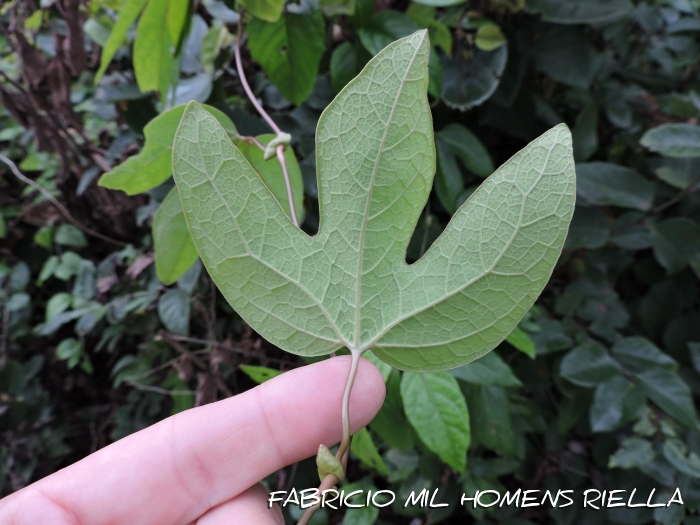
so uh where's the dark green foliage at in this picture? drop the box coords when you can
[2,0,700,523]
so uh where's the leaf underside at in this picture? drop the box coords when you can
[172,30,576,372]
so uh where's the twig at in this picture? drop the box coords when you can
[126,381,196,396]
[652,176,700,214]
[0,154,126,247]
[0,308,9,370]
[234,16,299,228]
[240,135,266,151]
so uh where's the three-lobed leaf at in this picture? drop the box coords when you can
[172,31,576,372]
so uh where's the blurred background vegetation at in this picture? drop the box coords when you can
[1,0,700,523]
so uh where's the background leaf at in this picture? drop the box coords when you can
[576,162,654,211]
[248,12,326,105]
[98,104,236,195]
[441,45,508,110]
[94,0,147,83]
[133,0,173,94]
[401,371,470,471]
[238,0,285,22]
[158,288,190,336]
[153,187,199,285]
[560,342,620,387]
[635,368,699,428]
[641,124,700,158]
[527,0,634,24]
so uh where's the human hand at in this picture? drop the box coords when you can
[0,356,385,525]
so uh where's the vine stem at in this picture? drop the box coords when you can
[297,348,364,525]
[0,154,126,247]
[234,16,299,228]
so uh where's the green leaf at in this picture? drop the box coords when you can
[527,0,633,24]
[320,0,356,16]
[531,26,601,89]
[351,427,389,474]
[46,292,72,322]
[357,10,420,56]
[412,0,465,5]
[232,135,305,223]
[24,9,43,30]
[576,162,654,211]
[201,25,229,74]
[475,24,507,52]
[506,326,536,359]
[370,370,414,449]
[609,437,655,469]
[641,123,700,158]
[56,338,82,369]
[468,385,515,457]
[564,206,609,249]
[441,45,507,110]
[450,351,522,388]
[635,368,699,428]
[248,12,325,105]
[653,157,700,189]
[590,375,642,432]
[650,218,700,274]
[34,225,53,248]
[239,365,282,383]
[133,0,173,93]
[54,224,88,247]
[401,371,470,471]
[167,0,190,48]
[611,337,677,372]
[435,123,494,213]
[172,32,575,371]
[330,42,370,94]
[161,373,194,414]
[363,350,392,382]
[405,4,452,56]
[238,0,285,22]
[662,439,700,478]
[158,288,190,336]
[690,342,700,374]
[6,293,30,312]
[99,104,236,195]
[95,0,148,83]
[153,187,199,285]
[560,342,620,388]
[572,105,598,162]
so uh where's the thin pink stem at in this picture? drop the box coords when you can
[234,21,281,135]
[277,145,299,226]
[235,17,299,228]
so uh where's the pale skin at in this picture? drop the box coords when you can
[0,357,386,525]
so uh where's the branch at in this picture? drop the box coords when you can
[0,154,126,247]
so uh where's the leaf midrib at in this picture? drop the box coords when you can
[354,43,422,349]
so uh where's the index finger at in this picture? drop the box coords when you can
[0,356,385,525]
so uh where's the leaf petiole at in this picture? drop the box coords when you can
[297,347,364,525]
